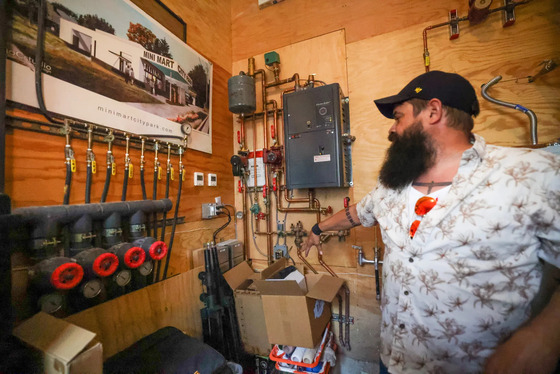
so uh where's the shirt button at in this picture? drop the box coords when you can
[409,257,414,263]
[399,323,405,329]
[404,291,409,296]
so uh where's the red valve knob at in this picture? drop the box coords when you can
[51,262,84,290]
[257,212,266,220]
[237,131,241,144]
[149,241,168,260]
[272,177,277,192]
[344,196,350,208]
[93,252,119,277]
[271,125,275,140]
[238,180,243,193]
[124,246,146,268]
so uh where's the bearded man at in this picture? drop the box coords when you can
[301,71,560,374]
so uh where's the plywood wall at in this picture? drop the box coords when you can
[231,0,560,364]
[6,0,235,354]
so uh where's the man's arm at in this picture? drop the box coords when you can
[301,204,361,256]
[485,263,560,374]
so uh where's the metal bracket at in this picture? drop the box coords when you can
[449,9,460,40]
[332,313,354,325]
[502,0,516,27]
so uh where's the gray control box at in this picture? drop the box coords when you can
[283,83,352,189]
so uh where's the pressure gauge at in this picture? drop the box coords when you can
[81,278,103,299]
[138,260,154,276]
[39,292,64,314]
[236,211,244,219]
[182,123,192,136]
[114,269,132,287]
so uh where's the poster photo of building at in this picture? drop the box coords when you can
[6,0,213,153]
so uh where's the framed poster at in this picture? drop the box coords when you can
[6,0,213,153]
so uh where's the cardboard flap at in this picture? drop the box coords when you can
[254,279,306,296]
[257,258,288,280]
[306,276,345,302]
[224,261,255,290]
[13,312,96,364]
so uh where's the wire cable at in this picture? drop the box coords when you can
[212,208,232,244]
[63,162,72,205]
[121,166,128,201]
[85,164,92,204]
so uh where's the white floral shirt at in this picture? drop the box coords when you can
[356,135,560,374]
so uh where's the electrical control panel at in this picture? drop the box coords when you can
[283,83,352,189]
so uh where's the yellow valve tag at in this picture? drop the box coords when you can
[424,56,430,67]
[92,160,97,174]
[70,159,76,173]
[171,167,175,181]
[158,166,162,180]
[181,170,185,181]
[128,164,134,178]
[111,162,116,176]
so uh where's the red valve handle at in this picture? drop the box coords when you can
[93,252,119,277]
[238,180,243,193]
[149,241,168,260]
[344,196,350,208]
[237,131,241,144]
[51,262,84,290]
[271,125,275,140]
[272,177,277,192]
[263,185,267,198]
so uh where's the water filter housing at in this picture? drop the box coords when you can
[283,83,352,189]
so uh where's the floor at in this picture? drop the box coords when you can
[331,355,378,374]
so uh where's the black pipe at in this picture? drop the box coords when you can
[85,164,92,204]
[13,199,173,250]
[100,164,111,203]
[63,162,72,205]
[69,214,93,255]
[152,168,158,239]
[160,169,171,242]
[162,171,183,280]
[121,166,129,201]
[34,0,61,124]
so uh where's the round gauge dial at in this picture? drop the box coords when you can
[39,292,64,314]
[114,269,132,287]
[82,278,103,299]
[182,123,192,136]
[138,260,154,276]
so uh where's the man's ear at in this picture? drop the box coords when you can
[426,98,443,124]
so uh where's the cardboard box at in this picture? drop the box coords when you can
[12,312,103,374]
[223,258,288,355]
[255,273,344,348]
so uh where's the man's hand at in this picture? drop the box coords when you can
[301,230,322,257]
[484,323,560,374]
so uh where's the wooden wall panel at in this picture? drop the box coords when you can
[165,0,232,71]
[231,0,466,62]
[65,267,205,359]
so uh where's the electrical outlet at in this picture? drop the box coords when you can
[194,172,204,186]
[208,173,217,186]
[273,244,288,260]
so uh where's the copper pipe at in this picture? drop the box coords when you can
[297,246,318,274]
[252,116,258,190]
[264,73,300,89]
[239,114,246,151]
[266,100,278,144]
[318,251,337,277]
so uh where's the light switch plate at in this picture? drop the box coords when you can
[208,173,217,186]
[194,172,204,186]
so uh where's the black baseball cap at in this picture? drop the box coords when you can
[374,70,480,119]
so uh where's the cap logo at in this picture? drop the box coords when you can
[415,87,422,93]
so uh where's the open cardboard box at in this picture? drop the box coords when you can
[12,312,102,374]
[223,258,288,355]
[254,272,344,348]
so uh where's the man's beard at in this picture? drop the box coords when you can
[378,121,437,191]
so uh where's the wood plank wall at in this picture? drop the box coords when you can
[6,0,235,357]
[231,0,560,363]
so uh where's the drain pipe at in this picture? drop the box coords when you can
[481,75,538,145]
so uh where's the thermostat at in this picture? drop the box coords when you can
[208,173,217,186]
[194,172,204,186]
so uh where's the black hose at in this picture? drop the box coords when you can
[85,164,92,204]
[121,166,128,201]
[35,0,62,124]
[163,171,183,280]
[212,208,232,244]
[152,169,158,239]
[159,170,171,242]
[140,168,150,236]
[63,162,72,205]
[100,164,111,202]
